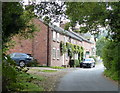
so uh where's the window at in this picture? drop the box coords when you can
[53,31,56,41]
[57,33,60,42]
[57,48,60,59]
[67,37,69,42]
[52,48,56,59]
[66,52,69,60]
[74,53,78,60]
[86,51,90,55]
[14,54,27,58]
[71,39,73,43]
[64,36,66,43]
[75,54,78,59]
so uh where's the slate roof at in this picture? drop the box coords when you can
[39,19,93,44]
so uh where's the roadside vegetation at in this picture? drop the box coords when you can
[51,66,65,69]
[96,37,119,82]
[2,2,43,92]
[2,56,46,92]
[102,40,119,81]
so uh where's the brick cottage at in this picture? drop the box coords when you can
[8,18,96,67]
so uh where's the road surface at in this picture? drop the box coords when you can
[56,63,118,91]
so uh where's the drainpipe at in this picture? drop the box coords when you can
[32,33,34,57]
[47,25,49,66]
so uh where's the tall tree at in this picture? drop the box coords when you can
[2,2,36,52]
[2,2,24,43]
[96,37,107,57]
[65,2,120,42]
[33,2,119,41]
[35,2,65,23]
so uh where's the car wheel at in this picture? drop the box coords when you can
[90,64,93,68]
[80,64,82,68]
[19,61,25,67]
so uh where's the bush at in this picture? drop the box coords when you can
[2,55,44,92]
[74,60,80,67]
[2,55,25,92]
[69,60,74,67]
[69,60,80,67]
[102,40,120,81]
[104,70,119,81]
[27,59,39,67]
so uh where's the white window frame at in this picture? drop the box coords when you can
[66,36,69,43]
[57,48,60,60]
[64,36,66,43]
[76,53,78,60]
[73,53,78,60]
[66,52,69,60]
[57,33,60,42]
[53,31,56,41]
[52,48,56,59]
[71,39,73,43]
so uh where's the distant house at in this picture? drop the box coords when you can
[8,18,95,67]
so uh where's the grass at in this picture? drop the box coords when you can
[30,74,45,81]
[19,72,45,81]
[38,65,50,67]
[21,82,44,91]
[30,69,57,72]
[51,66,65,69]
[17,72,45,91]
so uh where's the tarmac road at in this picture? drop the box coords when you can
[56,63,118,91]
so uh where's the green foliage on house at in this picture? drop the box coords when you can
[60,41,84,67]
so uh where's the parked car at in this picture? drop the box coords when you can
[81,58,95,68]
[9,53,34,67]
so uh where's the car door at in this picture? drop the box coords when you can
[11,53,25,64]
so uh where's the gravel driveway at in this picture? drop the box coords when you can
[27,67,78,91]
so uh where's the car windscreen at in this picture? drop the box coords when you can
[85,59,92,61]
[14,53,28,58]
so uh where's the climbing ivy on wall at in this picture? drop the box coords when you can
[60,41,84,61]
[60,41,67,55]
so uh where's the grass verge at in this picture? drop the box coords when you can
[104,69,119,82]
[17,72,45,91]
[29,69,57,72]
[51,66,65,69]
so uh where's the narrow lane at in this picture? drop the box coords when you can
[56,63,118,91]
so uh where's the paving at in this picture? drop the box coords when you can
[56,63,118,91]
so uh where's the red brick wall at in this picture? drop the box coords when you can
[50,31,83,67]
[51,32,65,66]
[8,36,33,54]
[32,19,48,65]
[9,18,48,65]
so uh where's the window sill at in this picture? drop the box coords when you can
[53,39,56,42]
[57,40,60,43]
[53,58,56,60]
